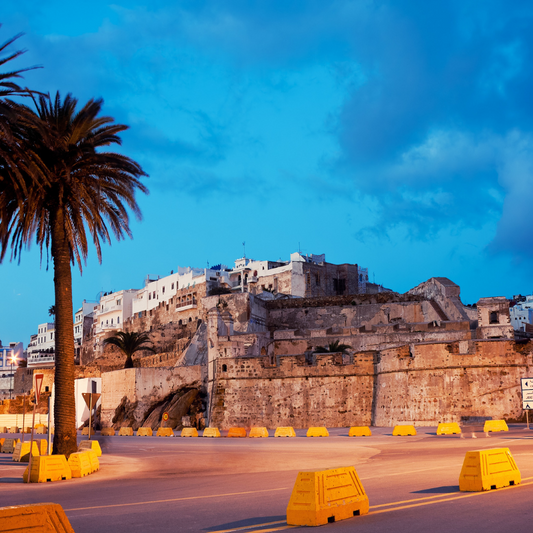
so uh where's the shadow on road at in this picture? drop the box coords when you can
[412,485,459,494]
[204,515,286,532]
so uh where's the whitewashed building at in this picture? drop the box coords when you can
[510,296,533,332]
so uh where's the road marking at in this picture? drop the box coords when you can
[64,487,290,512]
[371,480,533,514]
[209,521,296,533]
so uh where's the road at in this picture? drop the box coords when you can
[2,426,533,532]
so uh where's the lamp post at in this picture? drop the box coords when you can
[9,353,17,400]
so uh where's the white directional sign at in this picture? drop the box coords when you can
[521,378,533,410]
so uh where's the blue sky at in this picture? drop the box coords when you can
[2,1,533,347]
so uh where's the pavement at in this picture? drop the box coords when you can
[2,426,533,532]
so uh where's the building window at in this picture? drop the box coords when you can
[117,317,120,324]
[149,294,151,300]
[222,364,227,372]
[117,299,121,306]
[162,286,165,293]
[171,283,174,290]
[490,311,499,324]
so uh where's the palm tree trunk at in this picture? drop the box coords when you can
[51,207,77,456]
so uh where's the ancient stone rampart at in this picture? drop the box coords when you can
[209,339,533,429]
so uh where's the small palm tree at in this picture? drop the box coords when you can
[48,305,56,318]
[104,331,155,368]
[314,339,351,354]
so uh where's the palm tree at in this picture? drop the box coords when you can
[0,28,39,195]
[48,304,56,318]
[0,92,148,456]
[314,339,351,354]
[103,331,155,368]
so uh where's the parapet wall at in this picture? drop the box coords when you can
[210,339,533,429]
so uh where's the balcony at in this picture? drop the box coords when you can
[176,298,197,312]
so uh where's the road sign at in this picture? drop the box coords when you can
[162,412,169,421]
[34,374,44,404]
[521,378,533,410]
[521,378,533,390]
[82,393,101,410]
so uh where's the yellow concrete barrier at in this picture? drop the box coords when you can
[437,422,461,435]
[24,427,32,434]
[78,440,102,457]
[0,503,75,533]
[118,427,134,436]
[249,427,269,438]
[8,426,19,434]
[86,450,100,473]
[137,427,153,436]
[0,426,7,433]
[68,451,92,478]
[287,466,369,526]
[459,447,520,491]
[0,437,4,450]
[38,439,48,456]
[13,441,40,462]
[101,427,115,436]
[227,427,247,438]
[393,425,417,436]
[181,428,199,437]
[156,427,174,437]
[203,427,221,438]
[484,420,509,432]
[35,426,47,435]
[307,427,329,437]
[275,427,296,437]
[349,426,372,437]
[23,455,72,483]
[1,438,20,453]
[81,427,95,436]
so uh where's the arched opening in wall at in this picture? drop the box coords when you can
[189,317,192,322]
[490,311,499,324]
[222,364,227,372]
[178,319,182,325]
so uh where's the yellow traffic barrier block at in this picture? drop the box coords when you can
[0,503,75,533]
[2,438,20,454]
[38,439,48,455]
[227,427,247,438]
[287,466,369,526]
[249,427,269,438]
[181,428,199,437]
[0,426,8,433]
[203,427,221,438]
[81,427,95,436]
[137,427,153,436]
[8,426,19,434]
[275,427,296,437]
[86,450,100,473]
[78,440,102,457]
[156,427,174,437]
[13,441,40,462]
[437,422,461,435]
[484,420,509,432]
[307,427,329,437]
[118,427,134,436]
[0,437,4,450]
[23,455,72,483]
[349,426,372,437]
[393,425,417,436]
[459,447,520,491]
[68,451,92,478]
[35,426,47,435]
[101,427,115,436]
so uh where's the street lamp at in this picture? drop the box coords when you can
[9,353,17,400]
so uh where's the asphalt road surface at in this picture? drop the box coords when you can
[2,426,533,532]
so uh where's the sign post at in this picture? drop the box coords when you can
[27,373,43,483]
[82,392,101,441]
[21,393,26,443]
[520,378,533,429]
[162,412,169,428]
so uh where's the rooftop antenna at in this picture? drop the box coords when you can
[207,260,209,268]
[242,241,246,259]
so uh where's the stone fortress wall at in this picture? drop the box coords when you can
[206,278,532,428]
